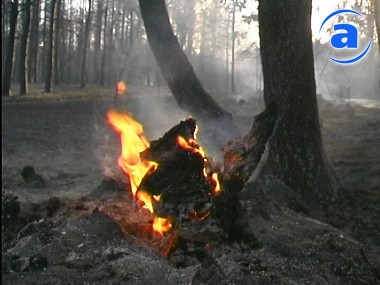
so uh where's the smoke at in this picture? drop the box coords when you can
[314,44,380,102]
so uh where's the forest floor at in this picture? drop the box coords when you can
[2,86,380,284]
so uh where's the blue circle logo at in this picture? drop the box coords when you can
[320,9,372,64]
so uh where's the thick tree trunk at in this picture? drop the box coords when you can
[19,0,31,95]
[138,0,240,147]
[2,0,18,96]
[258,0,338,202]
[44,0,57,92]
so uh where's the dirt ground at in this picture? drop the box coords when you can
[2,86,380,284]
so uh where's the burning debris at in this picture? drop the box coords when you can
[107,110,257,258]
[106,110,232,252]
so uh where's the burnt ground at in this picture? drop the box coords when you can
[2,87,380,284]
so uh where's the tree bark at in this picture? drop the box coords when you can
[41,0,49,82]
[80,0,92,88]
[44,0,57,92]
[53,0,61,85]
[19,0,31,95]
[138,0,240,147]
[2,0,18,96]
[27,0,40,83]
[93,0,103,83]
[258,0,338,202]
[100,1,108,86]
[231,0,236,94]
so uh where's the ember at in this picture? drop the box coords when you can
[107,109,222,238]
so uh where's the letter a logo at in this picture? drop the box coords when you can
[331,24,358,48]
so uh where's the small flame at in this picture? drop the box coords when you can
[211,173,221,194]
[177,135,221,195]
[153,217,172,235]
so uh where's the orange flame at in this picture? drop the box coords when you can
[211,173,221,194]
[107,110,171,235]
[177,135,221,195]
[107,111,221,236]
[153,217,172,235]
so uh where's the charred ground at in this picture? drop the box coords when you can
[2,87,380,284]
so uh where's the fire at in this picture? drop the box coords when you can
[177,135,221,195]
[107,110,222,236]
[107,110,170,235]
[211,173,221,194]
[153,217,172,235]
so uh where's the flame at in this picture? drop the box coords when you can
[107,110,171,235]
[107,111,221,237]
[211,173,221,194]
[153,217,172,235]
[116,81,127,95]
[177,135,221,195]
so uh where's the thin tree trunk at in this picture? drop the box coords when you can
[258,0,338,201]
[28,0,40,83]
[100,1,108,86]
[44,0,57,92]
[2,0,6,65]
[107,0,115,85]
[225,8,229,95]
[128,11,133,45]
[58,0,66,83]
[19,0,31,95]
[231,0,236,94]
[53,0,61,85]
[41,0,49,82]
[93,0,103,83]
[2,0,18,96]
[80,0,92,88]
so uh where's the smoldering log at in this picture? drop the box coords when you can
[223,103,277,192]
[140,117,197,164]
[137,117,219,238]
[139,148,205,196]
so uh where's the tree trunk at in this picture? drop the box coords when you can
[258,0,338,202]
[41,0,49,82]
[100,1,108,86]
[2,0,18,96]
[27,0,40,84]
[2,0,6,65]
[138,0,240,147]
[19,0,31,95]
[80,0,92,88]
[44,0,57,92]
[53,0,61,85]
[231,0,236,94]
[93,0,103,83]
